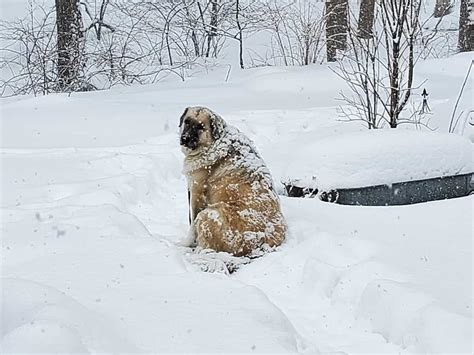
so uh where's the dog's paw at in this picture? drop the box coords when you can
[185,251,230,274]
[249,243,276,258]
[185,248,251,274]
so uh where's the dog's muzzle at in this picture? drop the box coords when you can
[180,131,199,150]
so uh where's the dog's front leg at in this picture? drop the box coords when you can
[190,179,208,223]
[187,189,191,225]
[181,180,207,247]
[180,189,195,246]
[180,188,197,247]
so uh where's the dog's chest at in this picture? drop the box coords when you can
[187,167,211,203]
[186,156,237,211]
[187,162,227,203]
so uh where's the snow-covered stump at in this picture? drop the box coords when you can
[283,131,474,206]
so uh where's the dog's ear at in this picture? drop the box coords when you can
[209,111,226,140]
[179,108,189,127]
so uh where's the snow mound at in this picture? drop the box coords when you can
[358,279,472,353]
[1,278,137,353]
[283,130,474,190]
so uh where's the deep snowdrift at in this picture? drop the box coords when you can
[1,56,473,353]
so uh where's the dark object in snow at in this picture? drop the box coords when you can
[285,173,474,206]
[421,88,430,113]
[284,185,316,199]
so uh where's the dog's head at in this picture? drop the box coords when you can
[179,106,226,154]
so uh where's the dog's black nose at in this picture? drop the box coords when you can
[180,123,200,150]
[180,134,198,150]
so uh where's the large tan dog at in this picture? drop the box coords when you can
[180,106,286,257]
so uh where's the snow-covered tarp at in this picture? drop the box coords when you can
[283,130,474,191]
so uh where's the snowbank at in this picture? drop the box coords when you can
[282,130,474,190]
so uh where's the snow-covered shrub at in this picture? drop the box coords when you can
[0,0,251,96]
[335,0,425,129]
[251,0,327,66]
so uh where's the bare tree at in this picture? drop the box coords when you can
[458,0,474,52]
[335,0,424,129]
[434,0,453,18]
[55,0,84,90]
[0,3,57,96]
[81,0,114,41]
[255,1,326,66]
[177,0,249,65]
[205,0,219,57]
[293,1,327,65]
[1,0,196,95]
[235,0,244,68]
[382,0,421,128]
[7,0,429,97]
[182,0,201,57]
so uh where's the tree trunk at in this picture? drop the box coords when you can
[434,0,453,18]
[357,0,375,38]
[326,0,348,62]
[165,22,173,66]
[96,0,109,41]
[325,0,337,62]
[335,0,348,50]
[55,0,83,91]
[183,0,200,56]
[191,30,200,57]
[206,0,219,58]
[236,0,244,69]
[389,40,400,128]
[459,0,474,52]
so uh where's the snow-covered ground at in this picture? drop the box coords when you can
[1,51,473,353]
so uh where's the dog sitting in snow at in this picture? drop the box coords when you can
[180,106,286,257]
